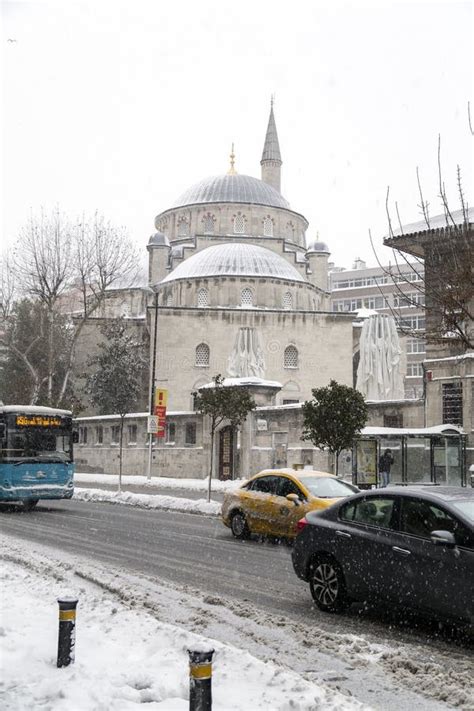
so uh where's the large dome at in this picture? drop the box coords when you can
[171,174,290,210]
[160,243,306,284]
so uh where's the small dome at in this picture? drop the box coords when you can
[171,174,290,210]
[160,243,306,284]
[148,231,170,247]
[306,240,330,254]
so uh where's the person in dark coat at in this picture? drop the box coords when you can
[379,449,394,487]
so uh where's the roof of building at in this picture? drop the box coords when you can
[390,207,472,237]
[148,231,170,247]
[170,173,290,210]
[306,240,330,254]
[160,242,306,284]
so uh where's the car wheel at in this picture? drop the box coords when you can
[309,555,348,613]
[22,499,39,511]
[230,511,250,539]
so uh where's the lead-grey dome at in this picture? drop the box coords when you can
[306,240,330,254]
[171,174,290,210]
[160,243,306,284]
[148,231,170,247]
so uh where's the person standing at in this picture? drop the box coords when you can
[379,448,394,487]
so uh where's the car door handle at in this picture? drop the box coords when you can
[336,530,351,539]
[392,546,411,557]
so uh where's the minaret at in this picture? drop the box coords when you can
[260,97,282,193]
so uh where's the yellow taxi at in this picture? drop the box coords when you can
[222,468,358,540]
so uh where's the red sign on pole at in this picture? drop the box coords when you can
[154,389,168,438]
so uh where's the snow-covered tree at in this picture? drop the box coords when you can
[85,319,146,491]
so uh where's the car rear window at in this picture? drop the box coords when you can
[341,497,395,529]
[302,477,358,498]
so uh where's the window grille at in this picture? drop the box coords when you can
[282,292,292,310]
[195,342,210,367]
[442,383,463,426]
[197,288,209,307]
[166,422,176,443]
[178,219,189,237]
[80,427,88,444]
[202,214,215,234]
[241,288,253,306]
[111,425,120,444]
[166,294,173,307]
[233,214,245,234]
[185,422,197,445]
[128,424,137,444]
[284,345,298,368]
[95,426,103,444]
[383,413,403,428]
[263,217,273,237]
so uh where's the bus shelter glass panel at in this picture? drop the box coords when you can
[406,437,431,484]
[433,437,462,486]
[379,438,403,485]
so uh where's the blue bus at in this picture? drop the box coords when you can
[0,406,75,510]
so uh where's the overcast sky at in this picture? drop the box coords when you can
[2,0,472,269]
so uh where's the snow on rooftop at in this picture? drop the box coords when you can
[0,405,72,416]
[390,207,472,237]
[362,424,464,436]
[200,377,282,389]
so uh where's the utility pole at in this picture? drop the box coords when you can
[147,290,159,481]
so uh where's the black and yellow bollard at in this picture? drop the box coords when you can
[188,648,214,711]
[57,597,78,668]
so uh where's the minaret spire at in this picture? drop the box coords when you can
[260,97,282,192]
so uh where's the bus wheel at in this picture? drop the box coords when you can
[22,499,39,511]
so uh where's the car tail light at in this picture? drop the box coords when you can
[296,517,308,533]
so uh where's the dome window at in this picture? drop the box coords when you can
[166,294,173,307]
[195,343,210,367]
[263,217,274,237]
[178,217,189,237]
[233,214,246,234]
[282,292,292,310]
[284,345,298,369]
[202,213,215,234]
[241,288,253,307]
[197,288,209,307]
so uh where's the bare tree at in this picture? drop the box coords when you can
[370,139,473,351]
[1,208,140,406]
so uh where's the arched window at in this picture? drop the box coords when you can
[202,213,215,234]
[263,217,273,237]
[195,343,210,367]
[178,217,189,237]
[282,292,292,310]
[233,213,246,234]
[241,288,253,306]
[284,345,298,369]
[197,288,209,307]
[166,294,173,307]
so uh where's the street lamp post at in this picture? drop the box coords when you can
[147,289,159,481]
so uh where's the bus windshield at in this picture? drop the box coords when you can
[0,414,73,464]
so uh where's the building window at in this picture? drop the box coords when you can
[197,288,209,307]
[128,424,137,444]
[394,292,425,308]
[383,413,403,428]
[80,427,88,444]
[282,292,292,310]
[111,425,120,444]
[185,422,197,445]
[263,217,273,237]
[283,399,299,405]
[233,214,246,234]
[195,342,210,367]
[397,315,425,331]
[407,338,426,354]
[406,363,423,377]
[442,382,463,426]
[166,422,176,444]
[177,217,189,237]
[202,213,215,234]
[284,345,298,369]
[241,288,253,306]
[166,293,173,307]
[95,426,103,445]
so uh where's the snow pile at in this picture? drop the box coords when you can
[74,488,221,516]
[0,558,365,711]
[75,472,244,492]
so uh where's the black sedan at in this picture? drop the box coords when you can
[292,486,474,626]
